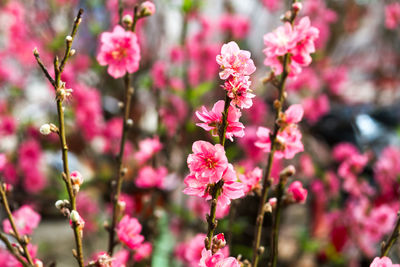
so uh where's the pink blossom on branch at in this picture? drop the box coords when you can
[287,181,308,203]
[196,100,245,141]
[135,166,168,189]
[199,248,240,267]
[97,25,141,79]
[223,75,255,109]
[187,141,229,183]
[385,3,400,30]
[216,41,256,80]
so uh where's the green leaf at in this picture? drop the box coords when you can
[187,81,214,107]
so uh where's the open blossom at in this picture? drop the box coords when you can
[370,257,400,267]
[374,146,400,193]
[199,248,240,267]
[187,141,229,183]
[223,75,255,109]
[216,41,256,80]
[332,142,359,162]
[3,205,41,236]
[135,166,168,189]
[287,181,308,203]
[263,17,319,77]
[196,100,245,141]
[117,215,144,250]
[134,136,163,164]
[255,125,303,159]
[97,25,141,78]
[278,104,304,127]
[184,164,244,207]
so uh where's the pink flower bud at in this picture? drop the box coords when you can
[292,2,302,12]
[138,1,156,17]
[287,181,308,204]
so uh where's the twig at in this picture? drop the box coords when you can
[0,185,34,266]
[107,5,138,255]
[204,95,231,250]
[381,211,400,257]
[0,232,30,267]
[33,9,85,267]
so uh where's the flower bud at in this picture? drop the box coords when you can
[137,1,156,18]
[55,200,64,210]
[40,124,51,135]
[292,2,302,12]
[70,171,83,193]
[69,49,76,57]
[287,181,308,204]
[66,35,73,42]
[122,14,133,27]
[34,259,43,267]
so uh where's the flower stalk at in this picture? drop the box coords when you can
[107,5,138,256]
[33,9,85,267]
[380,211,400,257]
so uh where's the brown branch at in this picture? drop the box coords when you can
[381,211,400,257]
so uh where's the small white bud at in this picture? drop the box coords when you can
[40,124,51,135]
[55,200,64,209]
[126,119,133,126]
[122,14,133,26]
[66,35,73,42]
[69,49,76,56]
[70,210,80,223]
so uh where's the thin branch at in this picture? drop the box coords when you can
[0,185,34,266]
[0,232,30,267]
[381,211,400,257]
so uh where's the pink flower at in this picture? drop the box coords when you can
[338,153,368,180]
[216,41,256,80]
[370,257,400,267]
[385,3,400,30]
[116,215,144,250]
[263,17,319,77]
[239,167,262,194]
[262,0,281,12]
[97,25,141,78]
[332,142,359,162]
[196,100,245,141]
[223,75,255,109]
[255,126,304,159]
[216,164,245,207]
[199,248,240,267]
[135,166,168,189]
[0,154,6,171]
[301,94,329,124]
[70,171,83,192]
[151,61,168,89]
[3,205,41,236]
[278,104,304,126]
[133,242,152,261]
[299,154,315,177]
[187,141,229,183]
[287,181,308,203]
[134,136,163,164]
[374,146,400,193]
[219,14,250,39]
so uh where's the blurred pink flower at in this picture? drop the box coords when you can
[0,154,6,171]
[196,100,245,141]
[133,242,152,261]
[287,181,308,203]
[287,67,321,92]
[0,116,16,136]
[97,25,141,78]
[332,142,359,162]
[219,14,250,39]
[299,154,315,177]
[135,166,168,189]
[262,0,281,12]
[134,136,163,165]
[151,61,168,89]
[301,94,330,124]
[385,3,400,29]
[3,205,40,236]
[374,146,400,194]
[160,95,187,136]
[117,215,144,250]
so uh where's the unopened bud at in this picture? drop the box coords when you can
[122,14,133,27]
[70,210,80,223]
[264,202,273,213]
[137,1,156,18]
[292,2,302,12]
[55,200,64,209]
[40,124,51,135]
[126,119,133,127]
[66,35,73,42]
[69,49,76,57]
[33,47,39,56]
[279,165,296,179]
[34,259,44,267]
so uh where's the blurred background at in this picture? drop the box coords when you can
[1,0,400,266]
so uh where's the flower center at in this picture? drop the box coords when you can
[111,47,127,60]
